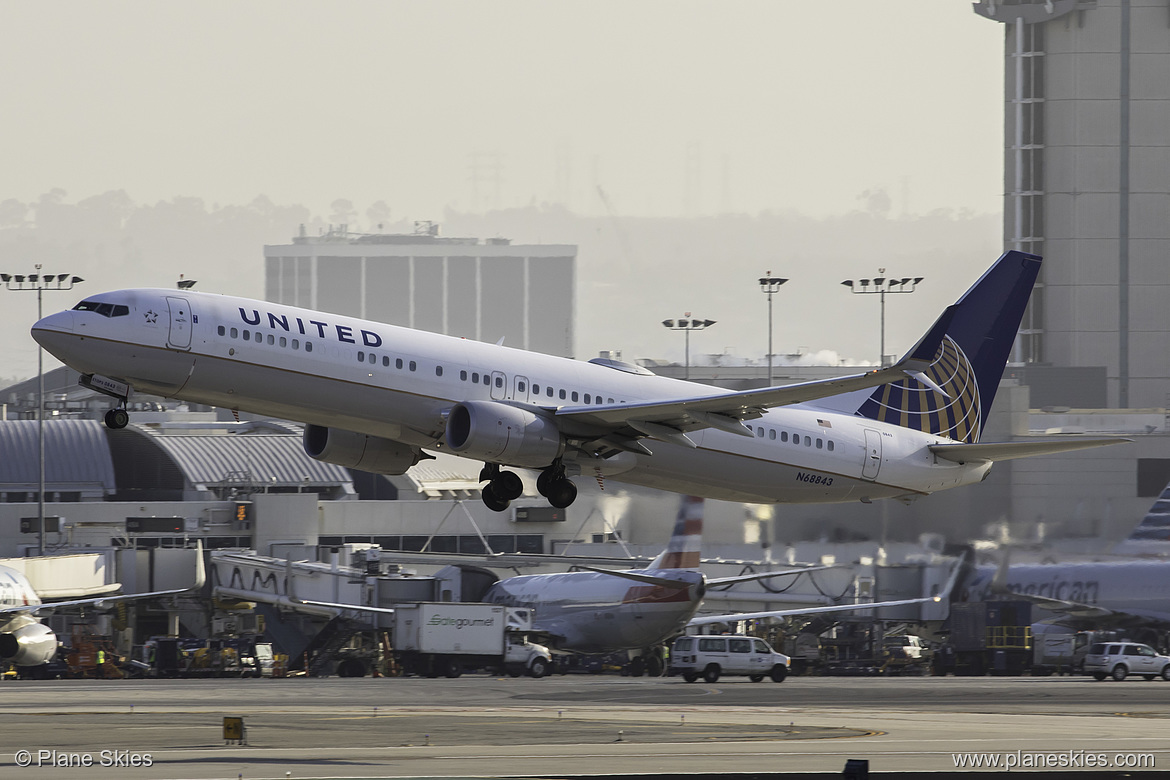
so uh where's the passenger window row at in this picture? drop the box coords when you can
[751,425,835,451]
[346,355,621,404]
[218,325,314,353]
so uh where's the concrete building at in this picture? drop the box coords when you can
[975,0,1170,409]
[263,223,577,359]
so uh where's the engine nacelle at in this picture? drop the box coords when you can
[0,618,58,667]
[303,425,423,475]
[445,400,564,468]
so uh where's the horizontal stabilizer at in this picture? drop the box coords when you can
[930,437,1129,464]
[572,565,694,590]
[706,564,836,587]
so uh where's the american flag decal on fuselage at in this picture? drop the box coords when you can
[856,336,981,443]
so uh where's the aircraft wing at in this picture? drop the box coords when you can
[294,598,396,615]
[689,595,942,626]
[930,437,1130,464]
[691,553,964,626]
[0,587,196,616]
[999,591,1116,622]
[0,542,205,616]
[553,306,955,446]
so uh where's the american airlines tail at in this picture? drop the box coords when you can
[852,250,1041,444]
[647,495,703,571]
[1111,480,1170,555]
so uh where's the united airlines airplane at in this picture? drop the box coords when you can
[31,250,1123,512]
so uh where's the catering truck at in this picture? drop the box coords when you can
[392,602,552,678]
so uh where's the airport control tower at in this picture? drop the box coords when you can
[975,0,1170,409]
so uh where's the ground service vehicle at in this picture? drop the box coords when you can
[1083,642,1170,681]
[392,603,551,678]
[947,600,1032,676]
[671,634,790,683]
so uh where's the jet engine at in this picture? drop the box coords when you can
[0,617,58,667]
[303,425,424,475]
[445,400,564,467]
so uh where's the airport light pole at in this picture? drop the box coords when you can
[840,270,923,367]
[662,314,716,380]
[758,273,788,386]
[1,267,84,556]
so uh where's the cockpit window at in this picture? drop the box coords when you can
[73,301,129,317]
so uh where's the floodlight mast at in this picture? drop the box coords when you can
[2,266,84,556]
[758,273,788,386]
[662,314,716,380]
[840,270,924,366]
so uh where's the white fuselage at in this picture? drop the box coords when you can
[32,288,992,504]
[483,569,705,653]
[0,567,41,614]
[961,562,1170,625]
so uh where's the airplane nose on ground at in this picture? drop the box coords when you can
[31,311,75,342]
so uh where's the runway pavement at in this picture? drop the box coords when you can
[1,674,1167,778]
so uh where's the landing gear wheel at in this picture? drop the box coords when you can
[547,478,577,509]
[481,483,511,512]
[492,471,524,501]
[629,656,645,677]
[104,408,129,430]
[536,469,554,497]
[646,653,664,677]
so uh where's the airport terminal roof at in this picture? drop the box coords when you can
[137,428,352,492]
[0,419,116,494]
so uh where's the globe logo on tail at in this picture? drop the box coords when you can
[857,336,981,443]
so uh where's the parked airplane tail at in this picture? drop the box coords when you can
[854,250,1041,443]
[1113,480,1170,551]
[648,495,703,571]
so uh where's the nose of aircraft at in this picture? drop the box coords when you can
[31,311,75,343]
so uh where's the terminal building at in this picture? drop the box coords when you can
[263,222,577,359]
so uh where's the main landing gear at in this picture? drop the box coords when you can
[478,460,578,513]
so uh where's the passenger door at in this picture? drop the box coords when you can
[862,429,882,480]
[166,296,192,350]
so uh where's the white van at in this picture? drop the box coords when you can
[671,634,790,683]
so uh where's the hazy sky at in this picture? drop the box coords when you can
[2,1,1004,220]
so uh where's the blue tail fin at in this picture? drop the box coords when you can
[855,250,1041,442]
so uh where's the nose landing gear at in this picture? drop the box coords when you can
[103,407,129,430]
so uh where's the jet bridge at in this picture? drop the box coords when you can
[210,550,448,624]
